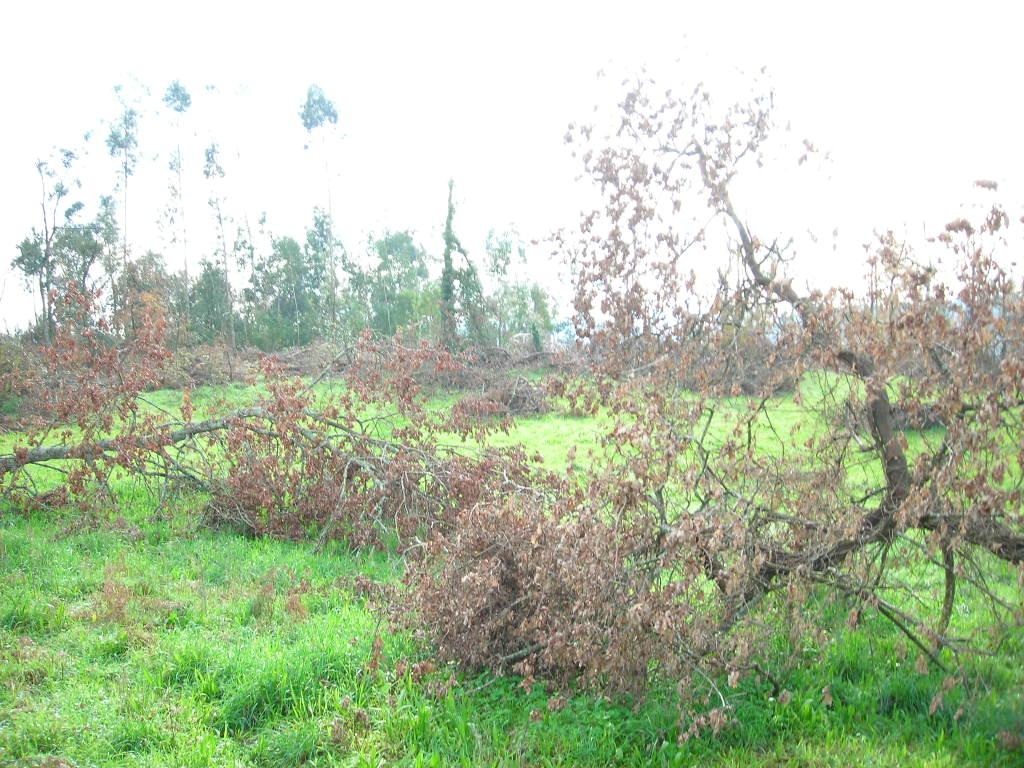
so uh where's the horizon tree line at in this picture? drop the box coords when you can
[11,81,558,356]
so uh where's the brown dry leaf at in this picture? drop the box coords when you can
[547,695,567,712]
[915,654,930,675]
[285,592,308,620]
[330,718,347,746]
[997,730,1022,751]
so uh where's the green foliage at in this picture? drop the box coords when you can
[11,113,556,354]
[440,180,493,349]
[105,106,139,177]
[13,237,46,292]
[189,260,236,344]
[368,230,430,337]
[163,80,192,113]
[493,282,554,349]
[304,208,341,330]
[203,142,225,181]
[238,211,348,349]
[244,235,322,349]
[484,227,523,280]
[299,84,338,134]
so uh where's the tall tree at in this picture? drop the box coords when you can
[300,86,340,326]
[439,181,459,349]
[304,208,340,331]
[299,84,339,213]
[14,151,82,343]
[439,180,488,349]
[106,86,139,271]
[203,142,237,376]
[163,80,193,336]
[368,230,429,337]
[93,195,124,325]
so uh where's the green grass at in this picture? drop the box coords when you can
[0,507,1020,767]
[0,378,1022,766]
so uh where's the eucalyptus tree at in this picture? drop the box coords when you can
[189,259,232,345]
[304,207,341,329]
[163,80,193,330]
[92,195,124,322]
[484,227,525,282]
[300,86,341,325]
[299,84,339,212]
[244,235,317,349]
[336,248,372,338]
[13,150,83,343]
[106,85,140,269]
[203,142,237,375]
[368,230,430,337]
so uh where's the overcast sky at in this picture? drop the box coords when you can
[2,1,1022,330]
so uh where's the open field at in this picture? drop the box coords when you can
[4,10,1023,765]
[1,381,1022,767]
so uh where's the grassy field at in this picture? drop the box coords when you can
[1,379,1022,767]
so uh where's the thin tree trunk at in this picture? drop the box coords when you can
[178,140,190,336]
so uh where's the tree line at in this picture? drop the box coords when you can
[12,82,556,355]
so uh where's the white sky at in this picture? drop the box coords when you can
[1,1,1022,330]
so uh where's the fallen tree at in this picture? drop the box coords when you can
[408,74,1024,731]
[0,310,541,548]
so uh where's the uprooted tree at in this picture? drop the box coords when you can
[1,75,1021,736]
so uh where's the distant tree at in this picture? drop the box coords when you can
[163,80,193,333]
[439,181,461,349]
[493,283,554,351]
[244,234,319,349]
[336,248,372,338]
[368,230,430,337]
[115,250,173,340]
[189,259,232,344]
[106,86,139,269]
[163,270,191,344]
[439,180,490,349]
[484,226,525,284]
[203,143,237,375]
[54,211,104,298]
[93,195,125,325]
[14,151,84,343]
[304,208,341,330]
[483,226,530,347]
[299,84,339,134]
[300,86,341,325]
[14,235,53,343]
